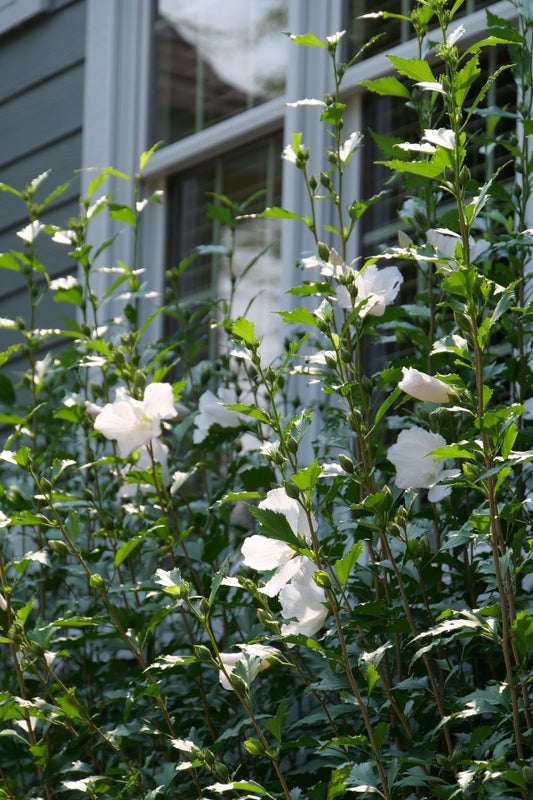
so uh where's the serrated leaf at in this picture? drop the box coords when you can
[388,55,436,83]
[52,617,99,627]
[108,203,136,226]
[249,507,300,548]
[277,307,318,327]
[231,316,256,346]
[288,32,326,48]
[256,206,303,221]
[225,402,271,423]
[361,76,410,98]
[291,459,321,493]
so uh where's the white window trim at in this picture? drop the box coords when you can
[0,0,48,34]
[82,0,153,319]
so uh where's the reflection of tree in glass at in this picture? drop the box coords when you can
[159,0,287,99]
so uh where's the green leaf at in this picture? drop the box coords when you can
[55,692,83,720]
[291,460,321,493]
[0,252,22,272]
[139,141,161,172]
[264,697,286,743]
[226,402,271,424]
[0,374,15,405]
[512,611,533,663]
[208,556,230,608]
[15,597,34,628]
[366,663,380,697]
[388,55,436,83]
[335,541,363,585]
[361,76,410,98]
[231,316,257,346]
[114,535,143,567]
[501,421,518,460]
[277,307,318,327]
[288,32,326,48]
[453,55,480,109]
[249,507,300,548]
[256,206,303,221]
[53,285,83,307]
[52,617,99,627]
[378,146,450,179]
[108,202,137,226]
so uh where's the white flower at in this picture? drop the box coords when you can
[427,228,489,263]
[119,439,170,497]
[339,131,363,164]
[398,367,452,403]
[282,143,298,164]
[193,387,245,444]
[447,24,466,46]
[17,220,42,243]
[387,426,456,502]
[395,141,436,154]
[279,557,328,638]
[241,487,313,597]
[49,275,79,291]
[423,128,455,150]
[318,247,346,278]
[52,229,76,245]
[285,98,326,108]
[326,30,345,46]
[94,382,176,457]
[452,333,468,351]
[218,644,278,691]
[352,264,403,317]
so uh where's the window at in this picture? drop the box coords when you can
[164,133,283,365]
[152,0,288,145]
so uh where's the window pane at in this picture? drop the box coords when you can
[152,0,288,144]
[165,134,283,364]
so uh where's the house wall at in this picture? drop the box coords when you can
[0,0,86,340]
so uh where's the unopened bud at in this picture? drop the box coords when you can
[48,539,69,556]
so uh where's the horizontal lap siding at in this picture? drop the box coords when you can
[0,0,86,367]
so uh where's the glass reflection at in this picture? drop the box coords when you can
[152,0,287,144]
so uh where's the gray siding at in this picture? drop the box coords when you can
[0,0,86,366]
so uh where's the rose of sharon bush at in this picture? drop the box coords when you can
[387,426,457,502]
[398,367,452,403]
[94,382,177,457]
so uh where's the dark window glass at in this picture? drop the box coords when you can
[164,133,283,361]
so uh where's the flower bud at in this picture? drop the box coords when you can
[338,453,355,474]
[48,539,70,556]
[244,738,266,757]
[89,573,105,590]
[313,570,332,589]
[317,241,330,262]
[283,480,300,500]
[193,644,213,663]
